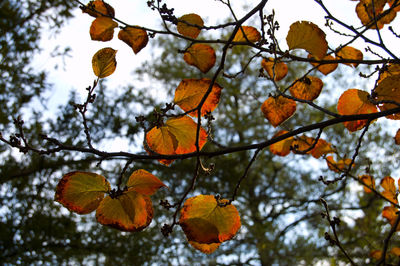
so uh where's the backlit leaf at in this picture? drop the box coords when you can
[261,58,288,81]
[180,195,241,246]
[233,26,261,43]
[188,241,221,254]
[289,76,323,101]
[391,247,400,257]
[126,169,166,196]
[388,0,400,12]
[326,156,352,173]
[118,26,148,54]
[174,78,222,117]
[356,0,397,29]
[55,171,110,214]
[336,46,363,67]
[82,0,115,18]
[337,89,378,132]
[177,13,204,39]
[308,54,338,75]
[90,17,118,41]
[146,116,207,165]
[291,135,314,155]
[381,176,398,204]
[270,130,293,156]
[286,21,328,59]
[183,44,216,73]
[378,64,400,83]
[96,191,153,232]
[310,139,335,159]
[382,205,400,230]
[374,74,400,119]
[261,96,297,127]
[92,47,117,78]
[370,250,383,260]
[359,175,375,193]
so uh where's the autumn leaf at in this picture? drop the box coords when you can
[291,135,314,155]
[183,44,216,73]
[126,169,167,195]
[145,116,207,165]
[395,128,400,145]
[174,78,222,117]
[118,26,149,54]
[308,54,338,75]
[188,241,221,254]
[177,13,204,39]
[96,191,153,232]
[370,250,383,260]
[92,47,117,78]
[356,0,397,29]
[336,46,363,67]
[82,0,115,18]
[270,130,293,156]
[179,195,241,250]
[326,156,352,173]
[233,26,261,43]
[289,76,323,101]
[359,175,375,193]
[381,176,398,204]
[337,89,378,132]
[55,171,110,214]
[391,247,400,257]
[378,64,400,83]
[382,205,400,230]
[388,0,400,12]
[90,17,118,41]
[261,58,288,81]
[286,21,328,59]
[310,139,335,159]
[261,96,296,127]
[374,74,400,119]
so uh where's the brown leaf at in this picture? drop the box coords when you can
[183,44,216,73]
[90,17,118,42]
[261,96,296,127]
[233,26,261,43]
[289,76,323,101]
[82,0,115,18]
[177,13,204,39]
[336,46,363,67]
[261,58,288,81]
[118,26,149,54]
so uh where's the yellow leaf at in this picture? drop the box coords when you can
[374,74,400,120]
[359,175,375,193]
[82,0,115,18]
[233,26,261,43]
[308,54,338,75]
[261,58,288,81]
[270,130,293,157]
[183,44,216,73]
[337,89,377,132]
[118,26,148,54]
[286,21,328,59]
[92,47,117,78]
[55,171,110,214]
[126,169,166,196]
[177,13,204,39]
[90,17,118,42]
[261,96,297,127]
[174,78,222,117]
[336,46,363,67]
[289,76,323,101]
[179,195,241,245]
[188,241,221,254]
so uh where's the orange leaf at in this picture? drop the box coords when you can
[270,130,293,156]
[311,139,335,159]
[183,44,216,73]
[326,156,352,173]
[356,0,397,29]
[90,17,118,42]
[291,135,314,155]
[118,26,148,54]
[359,175,375,193]
[261,58,288,81]
[233,26,261,43]
[188,241,221,254]
[308,54,338,75]
[391,247,400,257]
[179,195,241,245]
[370,250,383,260]
[174,78,222,117]
[286,21,328,59]
[92,47,117,78]
[336,46,363,67]
[395,128,400,145]
[82,0,115,18]
[374,74,400,119]
[381,176,398,204]
[126,169,166,196]
[55,171,110,214]
[337,89,378,132]
[382,205,400,230]
[378,64,400,83]
[261,96,296,127]
[177,13,204,39]
[96,191,153,232]
[145,116,207,165]
[388,0,400,12]
[289,76,323,101]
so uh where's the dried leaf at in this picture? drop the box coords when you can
[92,47,117,78]
[270,130,293,156]
[378,64,400,83]
[188,241,221,254]
[126,169,166,195]
[381,176,398,204]
[261,96,297,127]
[286,21,328,59]
[82,0,115,18]
[90,17,118,41]
[174,78,222,117]
[308,54,338,75]
[326,156,352,173]
[183,44,216,73]
[289,76,323,101]
[356,0,397,29]
[177,13,204,39]
[336,46,363,67]
[118,26,148,54]
[261,58,288,81]
[374,74,400,119]
[382,205,400,230]
[55,171,110,214]
[337,89,377,132]
[359,175,375,193]
[291,135,314,155]
[311,139,335,159]
[233,26,261,43]
[395,128,400,145]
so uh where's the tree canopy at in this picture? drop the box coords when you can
[1,0,400,265]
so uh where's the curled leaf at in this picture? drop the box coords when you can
[92,47,117,78]
[90,17,118,41]
[261,58,288,81]
[261,96,297,127]
[177,13,204,39]
[118,26,149,54]
[289,76,323,101]
[233,26,261,43]
[183,44,216,73]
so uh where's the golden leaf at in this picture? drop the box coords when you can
[177,13,204,39]
[92,47,117,78]
[118,26,149,54]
